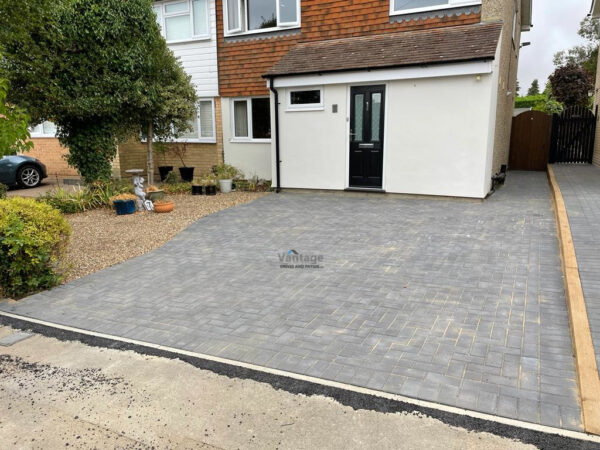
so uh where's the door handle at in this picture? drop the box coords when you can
[359,143,374,148]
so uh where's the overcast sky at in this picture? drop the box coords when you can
[517,0,591,93]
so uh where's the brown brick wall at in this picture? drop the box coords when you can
[117,98,223,180]
[217,1,481,97]
[27,138,80,179]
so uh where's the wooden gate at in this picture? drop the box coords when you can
[549,105,597,164]
[509,110,553,171]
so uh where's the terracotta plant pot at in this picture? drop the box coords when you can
[154,201,174,213]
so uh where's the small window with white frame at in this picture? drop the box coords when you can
[176,99,216,142]
[29,121,57,138]
[287,87,323,111]
[224,0,300,36]
[153,0,209,43]
[390,0,481,16]
[232,97,271,141]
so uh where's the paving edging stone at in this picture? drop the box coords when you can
[547,164,600,436]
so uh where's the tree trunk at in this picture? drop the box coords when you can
[146,123,154,186]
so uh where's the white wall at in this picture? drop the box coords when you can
[222,99,272,179]
[273,72,498,198]
[164,0,219,97]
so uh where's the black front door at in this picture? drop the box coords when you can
[349,85,385,188]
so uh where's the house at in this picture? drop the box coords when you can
[591,0,600,167]
[218,0,533,198]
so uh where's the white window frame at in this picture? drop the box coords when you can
[390,0,481,16]
[224,0,301,37]
[231,97,272,143]
[175,98,216,143]
[512,1,519,46]
[154,0,210,44]
[29,121,57,138]
[286,87,324,111]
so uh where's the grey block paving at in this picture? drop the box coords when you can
[553,164,600,373]
[0,171,582,430]
[0,331,32,346]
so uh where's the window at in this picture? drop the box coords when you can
[176,99,216,142]
[390,0,481,15]
[232,98,271,141]
[224,0,300,36]
[287,88,323,110]
[153,0,209,43]
[29,121,57,138]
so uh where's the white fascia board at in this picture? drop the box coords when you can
[270,60,494,88]
[521,0,533,31]
[592,0,600,18]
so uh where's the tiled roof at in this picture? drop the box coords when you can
[264,22,502,78]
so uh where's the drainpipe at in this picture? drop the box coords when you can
[268,77,281,193]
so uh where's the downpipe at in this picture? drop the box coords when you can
[269,77,281,193]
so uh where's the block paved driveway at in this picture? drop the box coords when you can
[553,164,600,372]
[0,172,582,430]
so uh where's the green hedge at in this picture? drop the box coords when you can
[0,197,71,298]
[515,95,546,109]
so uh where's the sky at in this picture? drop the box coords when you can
[517,0,591,94]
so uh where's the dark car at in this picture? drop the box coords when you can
[0,155,48,188]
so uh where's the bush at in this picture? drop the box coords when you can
[0,197,71,298]
[212,164,242,180]
[39,179,132,214]
[0,183,7,199]
[162,182,191,195]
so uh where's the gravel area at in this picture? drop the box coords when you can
[64,192,268,282]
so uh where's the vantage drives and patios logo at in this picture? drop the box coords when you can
[278,249,324,269]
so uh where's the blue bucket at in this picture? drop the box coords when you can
[113,199,136,215]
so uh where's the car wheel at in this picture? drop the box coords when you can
[17,165,42,188]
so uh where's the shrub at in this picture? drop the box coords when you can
[164,171,178,184]
[0,197,71,298]
[0,183,7,199]
[212,164,242,180]
[39,187,89,214]
[162,182,191,195]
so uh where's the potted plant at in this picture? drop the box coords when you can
[154,198,174,213]
[110,193,138,215]
[213,164,240,194]
[155,142,173,182]
[235,179,249,191]
[191,177,204,195]
[146,185,165,201]
[205,174,217,196]
[171,143,194,182]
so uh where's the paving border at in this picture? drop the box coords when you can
[547,165,600,436]
[1,311,599,449]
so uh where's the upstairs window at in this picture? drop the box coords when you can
[390,0,481,15]
[153,0,209,43]
[29,121,57,138]
[224,0,300,36]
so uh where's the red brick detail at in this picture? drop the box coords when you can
[216,0,481,97]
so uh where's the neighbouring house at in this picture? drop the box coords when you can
[218,0,532,198]
[27,121,79,182]
[591,0,600,167]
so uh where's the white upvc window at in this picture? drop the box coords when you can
[176,99,216,142]
[286,87,323,111]
[224,0,300,37]
[390,0,481,16]
[231,97,271,142]
[29,121,57,138]
[153,0,210,43]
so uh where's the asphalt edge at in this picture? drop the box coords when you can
[547,164,600,436]
[0,311,598,450]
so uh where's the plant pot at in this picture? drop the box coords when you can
[154,201,174,213]
[179,167,194,182]
[219,179,233,193]
[205,185,217,196]
[113,199,136,215]
[158,166,173,182]
[191,185,203,195]
[147,190,165,201]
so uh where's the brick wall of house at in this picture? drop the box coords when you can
[216,1,482,97]
[117,98,223,181]
[27,138,80,179]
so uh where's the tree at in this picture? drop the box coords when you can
[0,0,196,183]
[554,16,600,77]
[549,64,594,108]
[527,79,540,96]
[0,77,33,156]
